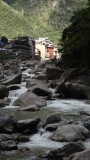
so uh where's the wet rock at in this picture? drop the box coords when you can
[16,118,41,134]
[18,147,30,153]
[0,115,17,134]
[56,82,67,97]
[1,140,18,151]
[51,124,90,142]
[45,121,67,132]
[43,112,62,127]
[26,79,47,88]
[0,133,29,142]
[0,85,9,99]
[47,142,85,159]
[80,111,90,116]
[66,83,90,99]
[34,74,46,80]
[46,67,63,80]
[26,80,36,88]
[45,123,59,132]
[1,74,22,85]
[66,150,90,160]
[18,135,29,142]
[60,68,78,83]
[37,60,48,69]
[13,91,46,107]
[31,84,52,97]
[85,100,90,104]
[3,97,11,105]
[84,120,90,130]
[56,82,90,99]
[7,85,20,91]
[21,67,27,71]
[0,97,11,107]
[21,105,40,111]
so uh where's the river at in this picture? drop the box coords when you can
[0,66,90,160]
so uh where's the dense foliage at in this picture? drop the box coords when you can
[60,0,90,69]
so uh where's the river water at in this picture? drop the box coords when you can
[0,67,90,160]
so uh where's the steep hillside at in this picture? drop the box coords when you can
[2,0,88,42]
[0,1,33,38]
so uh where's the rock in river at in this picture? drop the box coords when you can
[13,90,46,107]
[51,124,90,142]
[47,142,85,159]
[0,85,9,99]
[16,118,41,134]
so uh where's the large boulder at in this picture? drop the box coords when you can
[56,82,90,99]
[13,90,46,107]
[0,115,17,134]
[66,150,90,160]
[60,68,78,83]
[47,142,85,159]
[51,124,90,142]
[46,67,63,80]
[26,79,47,88]
[43,112,62,127]
[0,85,9,99]
[16,118,41,134]
[1,74,22,85]
[66,83,90,99]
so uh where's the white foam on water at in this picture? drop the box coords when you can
[22,68,35,78]
[47,99,90,113]
[19,130,66,150]
[5,82,27,109]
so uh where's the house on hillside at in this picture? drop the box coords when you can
[35,38,61,60]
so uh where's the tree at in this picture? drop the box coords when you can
[60,0,90,69]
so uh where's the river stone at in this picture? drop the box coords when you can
[46,67,63,80]
[0,85,9,99]
[84,120,90,130]
[47,142,85,159]
[1,140,18,151]
[1,74,22,85]
[7,85,20,91]
[13,90,46,107]
[43,112,62,127]
[16,118,41,134]
[51,124,90,142]
[80,111,90,116]
[0,115,17,134]
[0,133,29,142]
[56,82,68,97]
[66,150,90,160]
[20,105,40,111]
[31,84,52,97]
[60,68,78,83]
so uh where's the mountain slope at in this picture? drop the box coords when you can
[2,0,88,42]
[0,1,33,38]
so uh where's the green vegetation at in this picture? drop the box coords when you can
[59,0,90,69]
[1,0,88,43]
[0,1,33,39]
